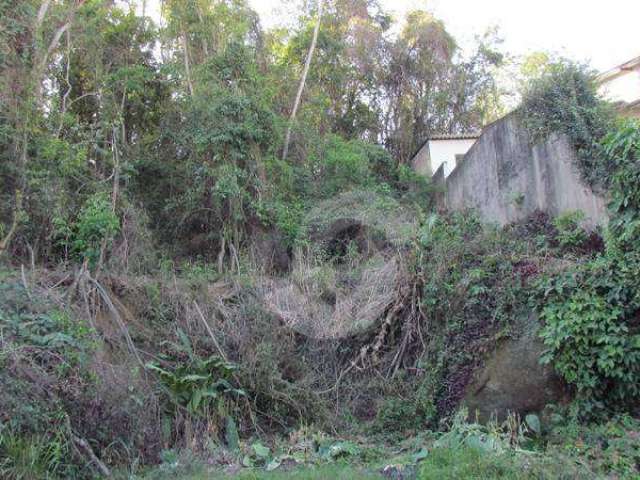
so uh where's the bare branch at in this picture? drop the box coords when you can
[282,0,322,161]
[35,0,52,31]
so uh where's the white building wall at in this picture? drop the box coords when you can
[429,139,477,178]
[599,69,640,104]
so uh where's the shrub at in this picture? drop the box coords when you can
[520,60,614,189]
[147,330,245,418]
[536,120,640,413]
[53,192,120,265]
[415,212,543,419]
[603,119,640,252]
[309,135,375,196]
[552,210,588,251]
[538,275,638,405]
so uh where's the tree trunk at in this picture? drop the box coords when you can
[181,31,194,96]
[0,190,22,258]
[281,0,322,161]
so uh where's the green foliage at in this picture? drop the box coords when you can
[373,398,425,434]
[146,463,383,479]
[0,431,69,480]
[552,210,588,251]
[536,120,640,413]
[0,280,96,479]
[538,282,636,403]
[520,60,613,188]
[394,164,433,207]
[6,2,640,478]
[370,375,438,436]
[365,211,549,427]
[0,282,94,366]
[255,196,305,247]
[300,135,396,199]
[54,192,120,265]
[147,330,245,417]
[545,413,640,477]
[419,446,520,480]
[603,119,640,251]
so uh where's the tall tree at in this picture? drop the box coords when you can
[0,0,85,257]
[282,0,322,161]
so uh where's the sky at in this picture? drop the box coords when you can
[247,0,640,71]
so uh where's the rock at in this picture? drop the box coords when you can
[463,314,567,422]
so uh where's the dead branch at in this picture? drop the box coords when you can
[86,274,144,368]
[71,434,112,477]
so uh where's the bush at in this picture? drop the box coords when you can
[520,60,613,189]
[552,211,588,251]
[603,119,640,252]
[415,212,543,419]
[53,192,120,265]
[536,120,640,413]
[538,274,638,405]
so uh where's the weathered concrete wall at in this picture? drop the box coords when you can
[432,163,446,211]
[444,113,608,228]
[412,142,432,176]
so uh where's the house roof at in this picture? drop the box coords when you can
[598,55,640,84]
[410,131,481,161]
[428,132,481,141]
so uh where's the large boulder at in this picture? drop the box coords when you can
[463,314,567,422]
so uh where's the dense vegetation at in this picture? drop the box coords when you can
[0,0,504,268]
[1,1,639,479]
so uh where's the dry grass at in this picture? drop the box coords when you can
[262,252,401,339]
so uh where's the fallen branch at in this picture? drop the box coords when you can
[86,274,144,368]
[72,434,111,477]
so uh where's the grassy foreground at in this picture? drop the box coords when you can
[133,412,640,480]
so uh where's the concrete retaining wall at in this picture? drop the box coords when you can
[443,113,608,228]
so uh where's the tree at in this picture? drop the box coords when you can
[282,0,322,161]
[382,12,503,163]
[0,0,86,257]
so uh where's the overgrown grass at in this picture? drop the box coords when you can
[417,445,586,480]
[143,463,383,480]
[2,122,639,480]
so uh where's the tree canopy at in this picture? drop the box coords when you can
[0,0,505,268]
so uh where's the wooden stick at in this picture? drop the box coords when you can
[72,434,111,477]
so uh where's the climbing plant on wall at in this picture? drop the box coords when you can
[519,60,614,190]
[536,119,640,414]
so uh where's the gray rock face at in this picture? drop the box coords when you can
[463,314,567,422]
